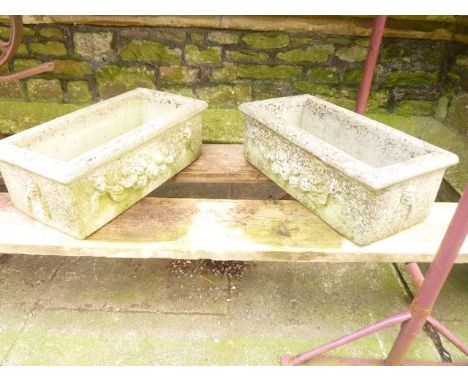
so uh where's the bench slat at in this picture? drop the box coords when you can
[0,194,466,263]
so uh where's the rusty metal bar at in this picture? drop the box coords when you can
[0,15,56,83]
[355,15,387,114]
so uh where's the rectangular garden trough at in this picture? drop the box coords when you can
[0,88,207,239]
[239,95,459,245]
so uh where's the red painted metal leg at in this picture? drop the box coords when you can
[280,310,411,366]
[355,16,387,114]
[405,263,468,357]
[385,186,468,365]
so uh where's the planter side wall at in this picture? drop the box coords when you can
[244,116,445,245]
[0,115,202,238]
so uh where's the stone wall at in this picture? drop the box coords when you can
[0,17,467,142]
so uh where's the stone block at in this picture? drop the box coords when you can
[96,65,155,98]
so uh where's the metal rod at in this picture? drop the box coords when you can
[355,16,387,115]
[281,310,411,366]
[427,316,468,356]
[0,61,56,83]
[406,262,425,289]
[386,186,468,365]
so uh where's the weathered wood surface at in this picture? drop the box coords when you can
[173,144,269,184]
[0,194,465,263]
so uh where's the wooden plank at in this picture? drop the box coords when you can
[0,194,466,263]
[173,144,269,184]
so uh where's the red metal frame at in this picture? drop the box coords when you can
[281,15,468,366]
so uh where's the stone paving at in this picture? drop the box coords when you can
[0,254,466,365]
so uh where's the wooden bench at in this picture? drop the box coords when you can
[0,143,467,366]
[0,144,466,263]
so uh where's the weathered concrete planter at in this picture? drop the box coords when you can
[239,95,459,245]
[0,88,207,239]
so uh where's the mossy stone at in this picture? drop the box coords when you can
[27,79,64,102]
[195,85,251,107]
[0,82,24,100]
[380,43,412,63]
[292,82,338,97]
[277,45,334,64]
[226,51,269,63]
[16,44,29,56]
[120,40,181,64]
[383,70,438,86]
[53,60,93,77]
[31,41,68,57]
[455,55,468,68]
[446,92,468,136]
[210,65,239,82]
[159,86,194,98]
[73,32,113,59]
[67,81,93,103]
[395,100,435,116]
[184,45,221,64]
[0,100,85,134]
[190,33,205,46]
[202,109,244,143]
[238,65,302,79]
[207,31,239,44]
[335,46,368,62]
[159,66,199,84]
[13,59,41,72]
[96,65,155,98]
[0,26,35,39]
[435,96,449,121]
[242,33,289,49]
[39,27,64,39]
[291,36,324,46]
[306,67,339,84]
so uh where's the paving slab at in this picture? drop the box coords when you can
[1,256,445,365]
[38,257,229,315]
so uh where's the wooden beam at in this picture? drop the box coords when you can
[0,194,465,263]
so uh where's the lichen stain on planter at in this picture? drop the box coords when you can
[240,95,459,245]
[0,89,207,239]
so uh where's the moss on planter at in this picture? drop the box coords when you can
[120,40,181,64]
[96,65,155,98]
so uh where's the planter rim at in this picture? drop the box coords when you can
[0,88,207,184]
[239,95,459,190]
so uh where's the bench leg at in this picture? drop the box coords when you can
[281,186,468,366]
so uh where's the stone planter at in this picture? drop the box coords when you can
[239,95,459,245]
[0,88,207,239]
